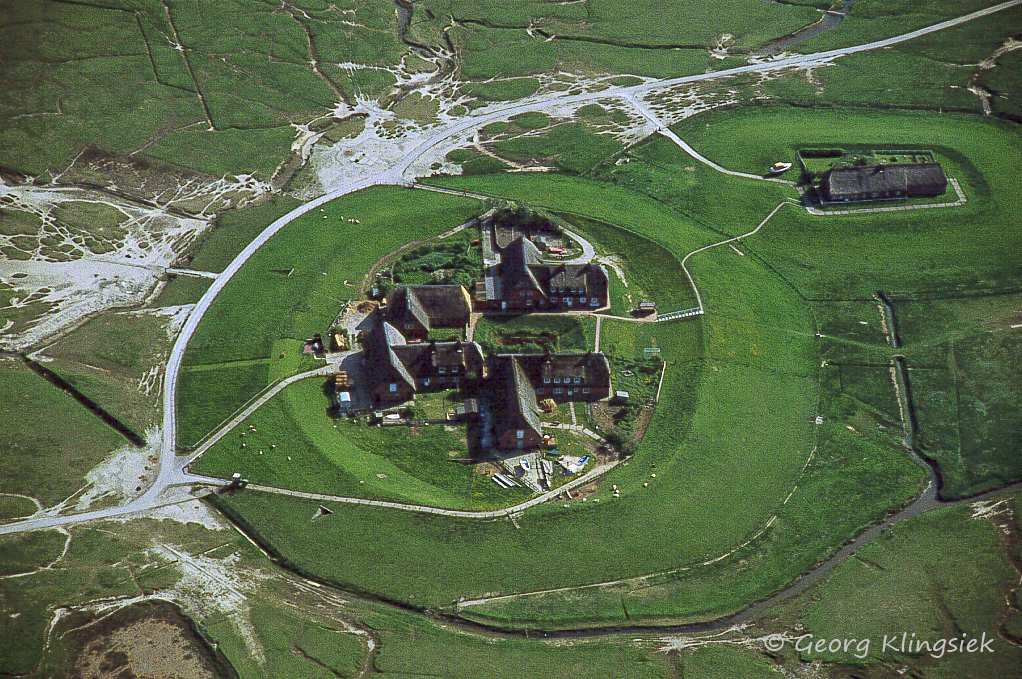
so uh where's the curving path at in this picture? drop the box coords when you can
[621,92,797,185]
[681,200,801,313]
[244,460,619,519]
[2,0,1019,541]
[183,365,337,465]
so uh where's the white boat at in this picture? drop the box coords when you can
[520,459,531,472]
[769,162,793,174]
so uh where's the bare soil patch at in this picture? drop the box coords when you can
[589,401,614,431]
[65,600,237,679]
[631,403,657,444]
[474,462,500,477]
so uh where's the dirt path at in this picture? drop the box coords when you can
[243,459,622,520]
[184,365,336,465]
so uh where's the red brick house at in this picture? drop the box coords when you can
[490,351,611,450]
[365,322,485,404]
[480,237,608,313]
[517,351,612,403]
[491,357,545,450]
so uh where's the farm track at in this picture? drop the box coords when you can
[241,458,620,520]
[3,0,1021,639]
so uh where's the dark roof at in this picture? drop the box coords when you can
[364,322,415,390]
[392,340,485,374]
[500,238,545,294]
[825,163,947,196]
[492,357,543,438]
[515,351,611,387]
[366,321,484,387]
[549,263,608,296]
[387,285,471,330]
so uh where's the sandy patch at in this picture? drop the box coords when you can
[71,427,163,511]
[154,544,269,664]
[0,179,214,351]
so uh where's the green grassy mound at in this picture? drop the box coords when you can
[208,173,841,620]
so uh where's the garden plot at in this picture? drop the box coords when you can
[0,181,213,350]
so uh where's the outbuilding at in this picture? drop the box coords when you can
[822,163,948,202]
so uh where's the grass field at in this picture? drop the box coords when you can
[209,173,836,618]
[0,501,671,679]
[183,105,1020,626]
[599,318,700,416]
[177,362,270,450]
[793,0,1021,54]
[0,1,405,178]
[439,0,819,81]
[652,107,1022,299]
[802,494,1022,675]
[762,8,1022,115]
[189,376,531,510]
[494,123,624,174]
[0,495,38,521]
[894,293,1022,498]
[183,187,482,366]
[188,196,302,274]
[618,105,1022,493]
[0,529,67,577]
[372,616,663,679]
[180,187,482,449]
[462,77,540,101]
[461,358,923,628]
[208,165,964,625]
[151,276,212,308]
[0,364,125,506]
[195,595,365,679]
[674,647,777,679]
[591,136,795,240]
